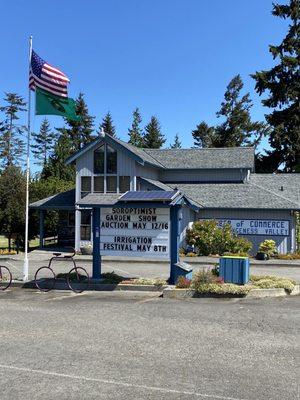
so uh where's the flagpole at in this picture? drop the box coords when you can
[23,35,33,282]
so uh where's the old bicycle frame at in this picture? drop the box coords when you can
[34,248,89,293]
[0,265,12,291]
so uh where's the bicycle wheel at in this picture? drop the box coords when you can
[0,266,12,291]
[67,267,89,293]
[35,266,56,292]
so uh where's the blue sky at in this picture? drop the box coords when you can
[2,0,287,165]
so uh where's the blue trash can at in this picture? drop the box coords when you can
[173,262,193,283]
[219,256,249,285]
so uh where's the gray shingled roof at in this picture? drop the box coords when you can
[143,147,255,170]
[30,189,75,209]
[77,193,121,206]
[169,182,300,210]
[65,132,254,171]
[138,177,173,191]
[250,174,300,204]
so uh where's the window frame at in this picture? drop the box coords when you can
[81,176,92,198]
[80,210,91,241]
[93,143,121,194]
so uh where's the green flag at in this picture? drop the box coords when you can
[35,88,80,121]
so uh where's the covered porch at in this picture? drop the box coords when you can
[29,189,76,248]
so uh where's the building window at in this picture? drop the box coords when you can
[94,176,104,193]
[68,212,75,227]
[80,210,91,241]
[81,177,91,198]
[107,176,117,193]
[94,145,105,174]
[119,176,130,193]
[106,145,117,174]
[92,144,119,193]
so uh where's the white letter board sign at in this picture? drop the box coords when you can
[100,207,170,259]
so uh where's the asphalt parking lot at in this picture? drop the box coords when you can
[0,288,299,400]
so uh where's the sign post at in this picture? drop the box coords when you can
[92,207,101,279]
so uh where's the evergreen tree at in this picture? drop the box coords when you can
[128,108,144,147]
[0,166,26,250]
[143,116,166,149]
[0,93,26,168]
[192,122,216,148]
[251,0,300,172]
[55,92,94,154]
[31,118,56,167]
[43,131,75,181]
[100,112,116,137]
[44,93,94,180]
[170,133,182,148]
[214,75,268,147]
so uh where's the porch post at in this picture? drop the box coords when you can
[169,205,180,284]
[92,207,101,279]
[39,210,45,248]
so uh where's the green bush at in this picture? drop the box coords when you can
[259,240,277,256]
[101,271,124,284]
[186,220,252,256]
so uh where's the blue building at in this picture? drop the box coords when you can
[30,131,300,254]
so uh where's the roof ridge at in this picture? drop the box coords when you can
[143,146,255,152]
[249,181,300,207]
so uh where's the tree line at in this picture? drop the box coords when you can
[0,0,298,249]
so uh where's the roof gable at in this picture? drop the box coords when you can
[65,133,255,171]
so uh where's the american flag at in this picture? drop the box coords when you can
[29,50,70,97]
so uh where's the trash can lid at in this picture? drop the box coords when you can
[221,256,249,260]
[175,261,193,271]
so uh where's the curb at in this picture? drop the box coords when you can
[163,284,300,299]
[7,280,166,293]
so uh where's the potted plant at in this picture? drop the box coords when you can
[80,244,93,255]
[256,240,277,260]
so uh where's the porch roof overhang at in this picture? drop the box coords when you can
[29,189,75,210]
[76,190,200,211]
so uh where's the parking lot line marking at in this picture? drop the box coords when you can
[44,292,87,301]
[0,363,247,400]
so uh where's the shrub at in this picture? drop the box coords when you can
[101,271,124,284]
[0,249,17,255]
[185,252,198,257]
[186,220,252,256]
[191,268,216,286]
[250,275,296,292]
[176,276,191,288]
[258,240,277,256]
[179,247,186,256]
[276,253,300,260]
[194,283,251,295]
[129,277,167,286]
